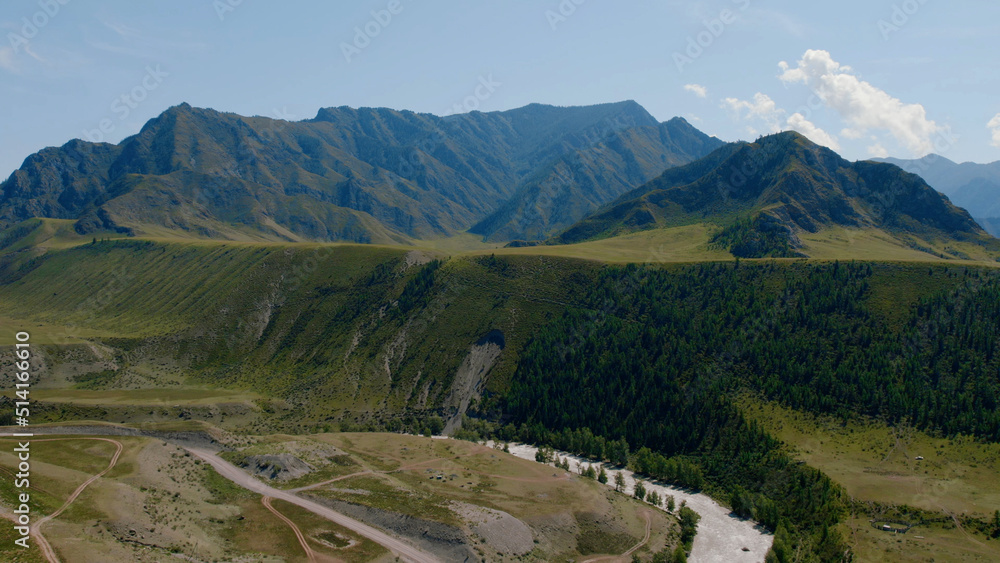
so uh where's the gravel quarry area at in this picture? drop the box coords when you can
[244,453,315,481]
[501,442,773,563]
[302,495,476,562]
[450,501,534,556]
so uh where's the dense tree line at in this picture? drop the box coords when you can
[507,262,1000,448]
[501,261,1000,560]
[394,259,442,316]
[710,214,804,258]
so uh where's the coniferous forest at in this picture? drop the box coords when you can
[494,260,1000,560]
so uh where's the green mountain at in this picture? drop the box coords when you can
[555,132,994,257]
[878,154,1000,237]
[5,227,1000,560]
[0,101,720,244]
[7,105,1000,563]
[469,117,723,241]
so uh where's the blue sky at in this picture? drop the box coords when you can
[2,0,999,178]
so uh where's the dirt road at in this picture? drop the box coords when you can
[262,496,318,563]
[186,447,442,563]
[0,436,124,563]
[581,510,652,563]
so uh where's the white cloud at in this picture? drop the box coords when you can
[778,49,940,156]
[722,93,784,132]
[867,143,889,158]
[0,47,16,72]
[786,113,840,150]
[723,93,840,149]
[103,20,143,40]
[684,83,708,98]
[840,128,865,140]
[989,113,1000,148]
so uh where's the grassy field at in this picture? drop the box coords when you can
[2,233,996,435]
[799,226,1000,265]
[0,431,398,562]
[0,526,46,563]
[472,224,732,263]
[201,459,390,562]
[740,399,1000,561]
[0,317,120,345]
[413,232,505,254]
[0,238,410,339]
[227,431,678,561]
[0,218,127,253]
[2,388,260,406]
[843,515,1000,563]
[0,234,600,426]
[463,223,1000,265]
[0,428,678,562]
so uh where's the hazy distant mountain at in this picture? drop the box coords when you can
[877,155,1000,236]
[0,101,721,244]
[556,132,991,257]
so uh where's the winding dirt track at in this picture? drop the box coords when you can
[291,443,570,494]
[581,510,652,563]
[289,470,373,493]
[0,437,124,563]
[186,447,442,563]
[262,496,318,563]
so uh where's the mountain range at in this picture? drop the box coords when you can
[877,155,1000,237]
[0,101,721,244]
[554,131,993,258]
[2,100,996,261]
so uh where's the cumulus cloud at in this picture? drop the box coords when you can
[840,128,865,140]
[786,113,840,150]
[989,113,1000,148]
[867,143,889,158]
[722,93,784,132]
[778,49,940,155]
[684,84,708,98]
[723,93,840,150]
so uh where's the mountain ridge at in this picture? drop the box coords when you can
[876,154,1000,237]
[553,132,994,258]
[0,101,721,244]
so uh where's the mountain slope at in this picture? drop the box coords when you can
[555,132,994,258]
[469,117,724,241]
[0,101,721,243]
[878,154,1000,236]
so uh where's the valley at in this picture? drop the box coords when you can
[3,102,1000,563]
[1,427,684,562]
